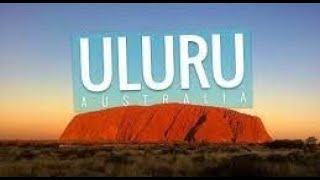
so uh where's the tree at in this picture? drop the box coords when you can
[305,136,318,152]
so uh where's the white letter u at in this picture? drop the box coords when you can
[80,37,112,92]
[212,33,244,88]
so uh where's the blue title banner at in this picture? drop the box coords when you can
[72,29,252,112]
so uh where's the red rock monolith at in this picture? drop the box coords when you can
[60,104,272,144]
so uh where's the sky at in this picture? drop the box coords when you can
[0,3,319,140]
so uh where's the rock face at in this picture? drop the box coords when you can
[60,104,272,144]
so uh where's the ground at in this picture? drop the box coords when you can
[0,141,319,177]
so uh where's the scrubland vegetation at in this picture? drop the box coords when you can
[0,139,319,177]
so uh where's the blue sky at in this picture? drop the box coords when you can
[1,3,319,93]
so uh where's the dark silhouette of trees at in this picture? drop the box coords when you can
[305,136,318,152]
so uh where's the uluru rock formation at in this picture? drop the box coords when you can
[60,104,272,144]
